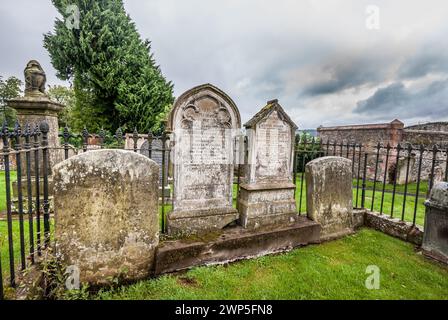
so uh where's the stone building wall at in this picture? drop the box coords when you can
[317,120,448,184]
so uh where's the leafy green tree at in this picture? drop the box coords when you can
[44,0,174,133]
[47,85,76,128]
[0,76,22,126]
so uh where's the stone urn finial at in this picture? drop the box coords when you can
[24,60,47,97]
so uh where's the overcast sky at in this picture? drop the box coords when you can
[1,0,447,129]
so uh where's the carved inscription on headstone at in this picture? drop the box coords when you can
[238,100,298,229]
[166,84,241,235]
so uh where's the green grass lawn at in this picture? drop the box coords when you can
[95,229,448,300]
[0,171,17,212]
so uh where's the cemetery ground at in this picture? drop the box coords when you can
[0,173,429,282]
[95,229,448,300]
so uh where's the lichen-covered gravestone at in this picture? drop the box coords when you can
[53,149,160,285]
[238,100,298,228]
[166,84,241,235]
[306,157,354,240]
[422,182,448,264]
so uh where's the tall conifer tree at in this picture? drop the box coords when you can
[44,0,174,132]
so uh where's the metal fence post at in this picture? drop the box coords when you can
[1,123,15,287]
[428,145,439,195]
[413,145,425,226]
[24,123,34,264]
[40,122,51,247]
[370,143,381,211]
[390,144,401,218]
[161,132,167,233]
[33,124,41,255]
[133,128,139,153]
[13,122,26,270]
[361,153,368,209]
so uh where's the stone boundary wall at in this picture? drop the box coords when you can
[405,122,448,132]
[352,209,423,246]
[402,129,448,148]
[317,120,404,149]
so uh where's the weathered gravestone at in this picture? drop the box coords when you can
[422,182,448,264]
[53,149,160,285]
[238,100,298,228]
[166,84,241,235]
[124,133,171,198]
[306,157,354,240]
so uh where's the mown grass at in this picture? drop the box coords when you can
[95,229,448,300]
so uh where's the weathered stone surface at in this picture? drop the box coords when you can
[238,100,298,229]
[155,216,321,275]
[24,60,47,98]
[352,209,366,229]
[422,182,448,264]
[306,156,354,240]
[53,149,160,285]
[166,84,241,235]
[364,211,423,245]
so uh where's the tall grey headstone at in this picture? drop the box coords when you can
[306,156,354,241]
[422,182,448,264]
[53,150,160,286]
[238,100,298,229]
[166,84,241,235]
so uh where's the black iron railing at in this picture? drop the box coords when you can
[0,121,50,299]
[1,124,447,299]
[292,135,447,228]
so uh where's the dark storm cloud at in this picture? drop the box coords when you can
[300,54,393,96]
[1,0,448,127]
[354,79,448,119]
[398,47,448,79]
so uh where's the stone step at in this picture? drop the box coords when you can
[154,216,321,275]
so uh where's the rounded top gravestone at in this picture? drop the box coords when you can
[53,149,160,286]
[305,156,354,241]
[166,83,241,235]
[427,182,448,210]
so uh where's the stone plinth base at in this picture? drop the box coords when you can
[237,182,297,229]
[167,207,239,236]
[155,216,321,275]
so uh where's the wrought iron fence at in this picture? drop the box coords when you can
[1,122,447,299]
[0,121,51,299]
[292,135,448,227]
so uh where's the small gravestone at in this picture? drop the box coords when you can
[166,84,241,235]
[238,100,298,228]
[422,182,448,264]
[53,149,160,285]
[306,157,354,240]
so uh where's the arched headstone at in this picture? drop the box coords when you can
[166,84,241,235]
